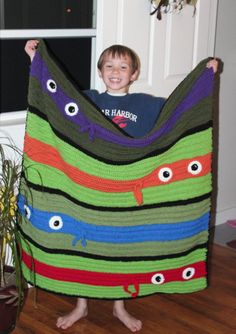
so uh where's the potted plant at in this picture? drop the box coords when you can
[0,142,27,334]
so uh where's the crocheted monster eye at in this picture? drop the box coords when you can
[46,79,57,93]
[182,267,195,280]
[65,102,79,116]
[158,167,173,182]
[187,161,202,175]
[151,273,165,285]
[49,216,63,230]
[24,204,31,220]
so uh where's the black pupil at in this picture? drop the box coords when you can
[54,220,60,226]
[186,270,191,277]
[155,276,162,282]
[68,106,75,113]
[163,171,170,178]
[191,164,198,171]
[50,82,56,89]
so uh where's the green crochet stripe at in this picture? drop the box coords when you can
[26,112,212,179]
[20,184,211,226]
[20,220,208,257]
[22,159,212,207]
[21,238,207,273]
[22,263,207,298]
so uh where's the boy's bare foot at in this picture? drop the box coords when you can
[56,298,88,329]
[113,300,142,332]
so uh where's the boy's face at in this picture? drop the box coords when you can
[98,53,138,94]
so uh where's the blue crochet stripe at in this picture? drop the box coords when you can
[18,195,209,247]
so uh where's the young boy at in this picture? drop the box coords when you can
[25,40,218,332]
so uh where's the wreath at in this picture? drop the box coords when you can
[150,0,198,20]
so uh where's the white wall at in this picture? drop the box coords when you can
[214,0,236,224]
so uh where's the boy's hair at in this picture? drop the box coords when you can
[97,45,140,74]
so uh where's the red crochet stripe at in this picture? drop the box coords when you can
[22,249,206,287]
[24,133,211,205]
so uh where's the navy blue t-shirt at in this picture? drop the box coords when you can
[84,90,165,138]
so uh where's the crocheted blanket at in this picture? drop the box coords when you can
[18,39,214,299]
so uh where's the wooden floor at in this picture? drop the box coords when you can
[12,244,236,334]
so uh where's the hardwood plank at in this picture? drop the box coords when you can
[11,244,236,334]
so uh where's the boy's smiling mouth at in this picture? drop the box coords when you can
[109,77,121,82]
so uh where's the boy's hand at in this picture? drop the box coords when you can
[25,40,39,62]
[206,58,218,73]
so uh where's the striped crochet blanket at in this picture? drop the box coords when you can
[18,39,214,299]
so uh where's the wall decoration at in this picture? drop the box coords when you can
[150,0,198,20]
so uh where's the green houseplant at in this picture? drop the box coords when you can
[0,142,26,333]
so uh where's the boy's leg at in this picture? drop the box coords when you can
[56,297,88,329]
[113,300,142,332]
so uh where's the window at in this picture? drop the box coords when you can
[0,0,96,113]
[0,0,94,29]
[0,38,92,113]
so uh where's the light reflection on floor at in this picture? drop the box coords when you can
[213,220,236,250]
